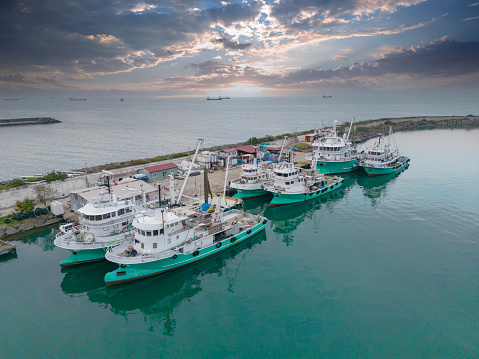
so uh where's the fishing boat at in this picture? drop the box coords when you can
[54,174,147,267]
[229,159,273,199]
[206,96,222,100]
[264,162,344,206]
[104,197,266,285]
[104,140,267,285]
[359,127,410,176]
[307,118,364,175]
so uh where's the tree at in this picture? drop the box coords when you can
[35,184,58,206]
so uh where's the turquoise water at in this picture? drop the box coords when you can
[1,129,478,358]
[1,94,478,181]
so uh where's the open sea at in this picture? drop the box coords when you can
[1,95,479,358]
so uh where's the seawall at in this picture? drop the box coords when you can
[0,117,61,127]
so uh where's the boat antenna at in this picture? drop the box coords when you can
[102,170,114,194]
[177,139,204,203]
[154,180,162,207]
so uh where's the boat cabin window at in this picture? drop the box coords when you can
[167,238,171,244]
[153,243,157,249]
[103,213,111,220]
[146,231,152,236]
[160,228,164,235]
[111,212,116,217]
[118,208,125,216]
[141,243,144,249]
[153,230,158,236]
[141,230,146,236]
[95,215,102,221]
[126,207,132,213]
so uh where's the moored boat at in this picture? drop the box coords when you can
[359,127,410,176]
[54,176,147,267]
[264,162,344,206]
[104,202,267,286]
[230,158,273,199]
[307,118,363,175]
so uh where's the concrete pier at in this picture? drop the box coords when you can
[0,240,16,256]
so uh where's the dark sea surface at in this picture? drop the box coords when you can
[0,94,478,181]
[1,128,478,358]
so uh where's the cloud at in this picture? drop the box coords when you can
[333,55,348,60]
[0,0,263,77]
[160,39,479,92]
[212,35,254,50]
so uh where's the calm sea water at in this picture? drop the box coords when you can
[1,128,478,358]
[1,94,478,181]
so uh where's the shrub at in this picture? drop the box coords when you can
[43,171,68,183]
[15,198,35,212]
[150,157,166,162]
[170,152,187,159]
[0,179,25,190]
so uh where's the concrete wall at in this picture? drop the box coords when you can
[0,157,187,210]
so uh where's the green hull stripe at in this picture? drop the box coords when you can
[60,248,106,267]
[269,182,343,206]
[361,161,409,176]
[233,188,269,199]
[316,159,358,175]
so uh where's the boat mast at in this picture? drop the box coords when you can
[278,136,288,163]
[177,139,203,203]
[222,156,230,207]
[346,116,355,141]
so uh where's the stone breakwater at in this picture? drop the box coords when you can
[0,117,61,127]
[349,116,479,143]
[0,214,63,239]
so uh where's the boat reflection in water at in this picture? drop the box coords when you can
[0,250,18,264]
[61,261,117,296]
[240,194,272,214]
[356,163,409,207]
[264,173,357,245]
[60,230,267,335]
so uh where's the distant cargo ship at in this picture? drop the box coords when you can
[69,97,87,101]
[206,96,230,100]
[323,95,333,98]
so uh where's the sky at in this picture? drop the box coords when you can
[0,0,478,97]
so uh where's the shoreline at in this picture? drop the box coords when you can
[0,115,478,239]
